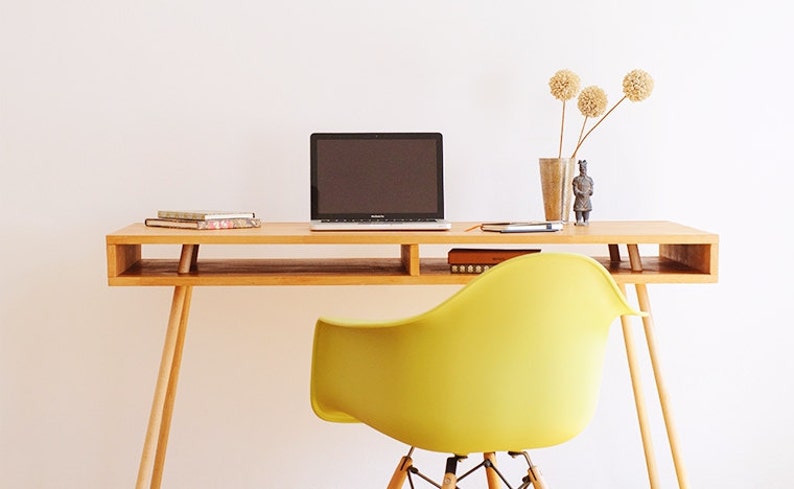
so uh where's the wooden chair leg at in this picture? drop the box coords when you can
[526,463,548,489]
[440,473,457,489]
[484,452,501,489]
[440,456,463,489]
[387,451,413,489]
[511,451,548,489]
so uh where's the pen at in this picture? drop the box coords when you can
[464,224,481,232]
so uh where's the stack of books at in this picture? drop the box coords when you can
[447,248,541,274]
[144,210,261,230]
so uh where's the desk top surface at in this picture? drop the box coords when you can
[108,220,718,246]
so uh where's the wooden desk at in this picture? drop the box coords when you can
[106,221,718,489]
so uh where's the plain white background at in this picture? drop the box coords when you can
[1,1,791,487]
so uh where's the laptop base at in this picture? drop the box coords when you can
[310,220,451,231]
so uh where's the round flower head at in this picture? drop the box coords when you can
[622,69,654,102]
[549,69,581,101]
[577,86,608,118]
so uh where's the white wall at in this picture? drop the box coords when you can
[1,1,791,488]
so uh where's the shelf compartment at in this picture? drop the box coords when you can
[107,255,716,287]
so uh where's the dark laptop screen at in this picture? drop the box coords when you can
[310,133,444,220]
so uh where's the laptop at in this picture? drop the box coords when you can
[310,132,451,231]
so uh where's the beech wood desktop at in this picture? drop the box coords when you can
[106,221,719,489]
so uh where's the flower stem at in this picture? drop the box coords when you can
[576,116,589,151]
[558,100,567,158]
[571,96,627,159]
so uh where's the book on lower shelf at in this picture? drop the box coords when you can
[144,217,261,230]
[447,248,541,274]
[156,210,256,220]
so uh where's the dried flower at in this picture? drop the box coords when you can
[622,69,654,102]
[577,86,608,118]
[554,68,654,159]
[548,69,581,157]
[548,69,581,101]
[573,86,608,157]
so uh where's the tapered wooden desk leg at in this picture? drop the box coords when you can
[635,283,689,489]
[136,245,197,489]
[619,284,660,489]
[135,285,193,489]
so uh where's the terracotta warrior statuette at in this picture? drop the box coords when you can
[572,159,594,226]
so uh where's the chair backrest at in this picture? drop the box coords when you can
[310,253,644,454]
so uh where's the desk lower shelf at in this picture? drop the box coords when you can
[107,256,714,286]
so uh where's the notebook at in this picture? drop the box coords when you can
[309,132,451,231]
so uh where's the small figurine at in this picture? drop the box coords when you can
[572,159,594,226]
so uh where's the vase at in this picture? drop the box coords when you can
[538,157,576,222]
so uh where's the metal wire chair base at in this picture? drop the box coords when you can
[395,448,547,489]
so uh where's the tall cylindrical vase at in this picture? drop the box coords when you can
[538,157,576,222]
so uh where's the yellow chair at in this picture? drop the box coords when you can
[310,253,645,488]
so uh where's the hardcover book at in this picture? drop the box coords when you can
[156,210,256,220]
[144,217,261,230]
[447,248,541,273]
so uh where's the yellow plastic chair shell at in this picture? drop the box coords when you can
[310,252,645,458]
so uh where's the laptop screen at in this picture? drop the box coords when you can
[310,132,445,221]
